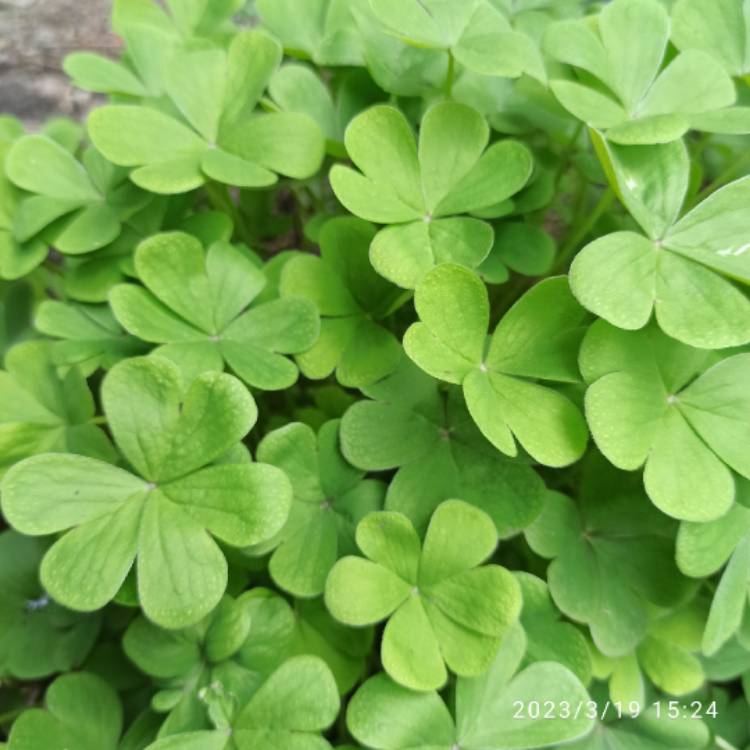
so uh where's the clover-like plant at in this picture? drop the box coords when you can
[3,136,148,275]
[325,500,521,690]
[88,31,325,193]
[545,0,742,144]
[1,356,292,627]
[280,217,406,387]
[0,340,116,474]
[7,672,123,750]
[526,486,691,657]
[581,321,750,521]
[35,300,145,373]
[330,101,532,288]
[347,625,594,750]
[123,593,256,738]
[4,0,750,743]
[256,0,365,67]
[671,0,750,81]
[255,419,384,597]
[339,356,545,534]
[143,655,340,750]
[571,138,750,349]
[110,231,319,388]
[367,0,546,82]
[404,264,589,466]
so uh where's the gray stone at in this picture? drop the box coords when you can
[0,0,121,128]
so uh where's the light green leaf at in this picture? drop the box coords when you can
[7,673,122,750]
[347,673,455,750]
[88,105,206,166]
[702,537,750,656]
[137,492,227,630]
[234,656,339,747]
[6,135,100,203]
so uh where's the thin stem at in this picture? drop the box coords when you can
[554,187,615,273]
[444,51,455,99]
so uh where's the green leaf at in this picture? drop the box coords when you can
[256,0,364,66]
[0,531,99,680]
[702,537,750,656]
[581,321,746,521]
[405,265,588,466]
[102,356,257,482]
[7,673,122,750]
[516,572,593,684]
[6,136,100,203]
[0,340,115,474]
[63,52,148,97]
[234,656,340,748]
[2,356,288,627]
[456,626,594,748]
[256,420,383,596]
[340,357,545,535]
[88,105,206,168]
[325,501,520,690]
[331,104,530,288]
[546,0,738,143]
[280,217,403,387]
[347,672,455,750]
[110,233,319,390]
[672,0,750,77]
[526,488,690,656]
[571,176,750,348]
[665,176,750,283]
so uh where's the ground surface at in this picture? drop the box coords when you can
[0,0,120,128]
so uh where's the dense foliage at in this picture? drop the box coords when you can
[1,0,750,748]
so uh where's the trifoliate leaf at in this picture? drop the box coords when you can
[0,142,48,279]
[347,625,594,749]
[254,419,384,597]
[368,0,545,81]
[233,656,340,749]
[6,138,148,255]
[325,500,521,690]
[580,320,750,520]
[0,340,116,475]
[545,0,740,143]
[404,264,589,466]
[330,102,532,288]
[280,217,404,387]
[35,300,145,372]
[110,232,319,389]
[1,356,292,628]
[526,489,691,656]
[339,356,545,535]
[256,0,365,66]
[88,32,325,193]
[571,144,750,348]
[7,672,122,750]
[672,0,750,78]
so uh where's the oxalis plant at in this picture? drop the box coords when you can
[1,0,750,748]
